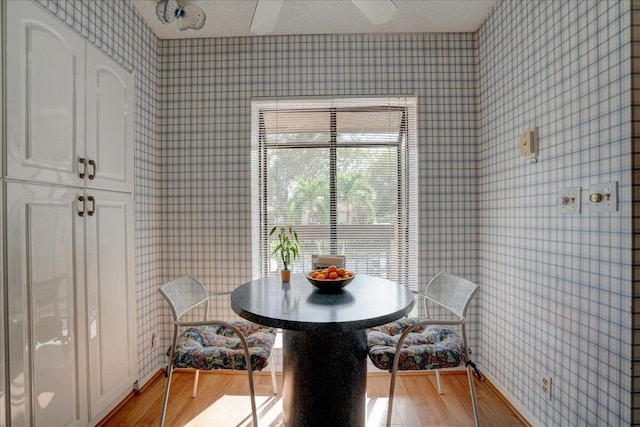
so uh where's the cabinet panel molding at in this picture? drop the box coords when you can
[5,1,85,187]
[0,183,5,426]
[86,44,135,193]
[6,182,88,427]
[85,190,137,417]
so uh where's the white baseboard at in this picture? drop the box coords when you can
[136,364,166,390]
[479,367,540,427]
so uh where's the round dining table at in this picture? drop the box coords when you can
[231,273,415,427]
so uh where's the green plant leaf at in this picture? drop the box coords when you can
[270,224,300,271]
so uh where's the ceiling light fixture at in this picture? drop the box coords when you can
[156,0,206,31]
[250,0,396,36]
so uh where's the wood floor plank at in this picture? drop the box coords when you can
[101,370,528,426]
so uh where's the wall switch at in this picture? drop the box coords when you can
[557,187,581,214]
[588,181,618,213]
[519,130,537,157]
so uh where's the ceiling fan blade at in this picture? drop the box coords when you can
[250,0,284,35]
[352,0,396,25]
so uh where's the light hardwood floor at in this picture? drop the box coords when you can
[101,370,527,427]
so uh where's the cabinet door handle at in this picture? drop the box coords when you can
[79,158,87,179]
[87,196,95,216]
[88,159,96,180]
[78,196,86,217]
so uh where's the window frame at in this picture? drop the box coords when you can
[251,96,418,289]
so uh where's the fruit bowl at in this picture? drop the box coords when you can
[306,271,356,292]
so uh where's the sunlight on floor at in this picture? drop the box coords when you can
[366,396,389,427]
[180,393,388,427]
[183,395,280,427]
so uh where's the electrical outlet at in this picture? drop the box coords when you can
[151,332,157,348]
[542,376,552,401]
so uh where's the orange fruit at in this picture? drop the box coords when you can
[328,271,338,279]
[337,268,346,277]
[316,274,326,280]
[311,271,319,278]
[344,271,352,277]
[327,265,338,273]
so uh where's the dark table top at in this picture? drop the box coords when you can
[231,273,415,332]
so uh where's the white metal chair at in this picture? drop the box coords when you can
[311,254,346,270]
[367,272,481,427]
[158,275,278,427]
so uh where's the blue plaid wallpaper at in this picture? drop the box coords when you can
[157,32,481,355]
[479,1,632,425]
[33,0,162,384]
[631,0,640,424]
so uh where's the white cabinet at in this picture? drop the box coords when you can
[6,1,134,193]
[0,3,5,425]
[0,184,5,427]
[5,183,137,425]
[3,1,137,425]
[5,1,85,187]
[6,182,89,427]
[85,189,137,417]
[86,44,135,193]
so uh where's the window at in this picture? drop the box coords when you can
[251,96,418,289]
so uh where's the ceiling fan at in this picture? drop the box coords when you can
[250,0,397,35]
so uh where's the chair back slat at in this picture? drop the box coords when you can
[424,272,479,319]
[312,254,346,270]
[159,275,209,322]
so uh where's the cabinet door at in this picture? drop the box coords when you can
[85,189,137,417]
[5,1,85,187]
[0,183,5,427]
[6,182,88,427]
[86,44,135,193]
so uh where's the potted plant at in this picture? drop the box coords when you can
[270,225,300,282]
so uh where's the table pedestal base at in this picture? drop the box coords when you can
[282,330,368,427]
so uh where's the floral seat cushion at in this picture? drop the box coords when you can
[367,317,466,371]
[174,321,277,371]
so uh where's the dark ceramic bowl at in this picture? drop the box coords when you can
[306,271,356,292]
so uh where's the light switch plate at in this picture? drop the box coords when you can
[588,181,618,213]
[557,187,581,214]
[519,130,536,157]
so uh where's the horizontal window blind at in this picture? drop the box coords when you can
[251,96,418,289]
